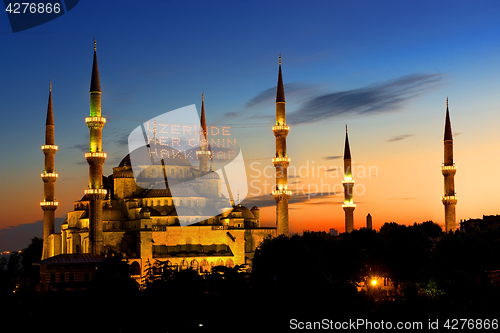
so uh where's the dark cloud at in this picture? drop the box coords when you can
[221,111,240,119]
[241,191,339,208]
[0,218,65,252]
[323,155,342,160]
[388,197,415,201]
[68,143,89,152]
[387,134,414,142]
[284,73,445,125]
[245,82,320,108]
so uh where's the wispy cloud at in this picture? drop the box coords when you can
[68,143,88,152]
[245,82,321,108]
[387,134,414,142]
[241,191,339,208]
[388,197,415,201]
[243,73,445,125]
[323,155,342,160]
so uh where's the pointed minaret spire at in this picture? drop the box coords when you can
[444,97,453,141]
[197,93,211,172]
[90,38,101,93]
[442,97,457,232]
[342,124,355,233]
[41,82,59,259]
[344,124,351,160]
[46,81,54,127]
[276,54,285,103]
[200,92,207,141]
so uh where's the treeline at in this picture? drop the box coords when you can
[1,222,500,332]
[252,222,500,323]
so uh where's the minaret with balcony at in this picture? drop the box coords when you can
[342,125,355,233]
[442,98,457,232]
[85,39,107,254]
[40,82,59,259]
[272,55,291,236]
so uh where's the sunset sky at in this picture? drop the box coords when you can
[1,0,500,251]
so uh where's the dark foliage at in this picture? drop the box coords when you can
[2,222,500,332]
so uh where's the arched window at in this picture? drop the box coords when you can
[200,259,209,273]
[181,259,189,270]
[191,259,199,270]
[130,261,141,275]
[225,259,234,268]
[216,259,224,266]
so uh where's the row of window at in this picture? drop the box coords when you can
[130,258,234,275]
[47,272,91,283]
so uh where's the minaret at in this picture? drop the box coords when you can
[441,98,457,232]
[197,93,211,172]
[40,81,59,260]
[366,213,372,230]
[85,39,107,254]
[342,125,355,233]
[272,54,291,236]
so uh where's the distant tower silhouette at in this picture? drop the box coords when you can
[366,213,372,230]
[441,98,457,232]
[40,81,58,260]
[342,125,355,233]
[197,93,211,172]
[85,39,107,254]
[272,54,291,236]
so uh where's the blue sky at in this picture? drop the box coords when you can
[1,0,500,251]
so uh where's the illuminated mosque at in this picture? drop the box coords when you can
[37,40,456,289]
[38,41,292,285]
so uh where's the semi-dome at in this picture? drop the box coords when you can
[103,207,127,221]
[119,142,191,168]
[203,171,220,179]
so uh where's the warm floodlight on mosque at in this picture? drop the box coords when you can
[85,116,106,124]
[84,189,107,195]
[41,172,58,178]
[342,178,355,184]
[41,145,58,150]
[441,165,456,171]
[272,125,290,131]
[441,195,458,201]
[370,278,378,286]
[84,152,107,158]
[272,157,291,163]
[342,203,356,208]
[272,189,292,196]
[40,201,58,206]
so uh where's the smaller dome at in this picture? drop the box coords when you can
[250,206,260,211]
[229,205,255,219]
[114,168,134,178]
[204,171,220,179]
